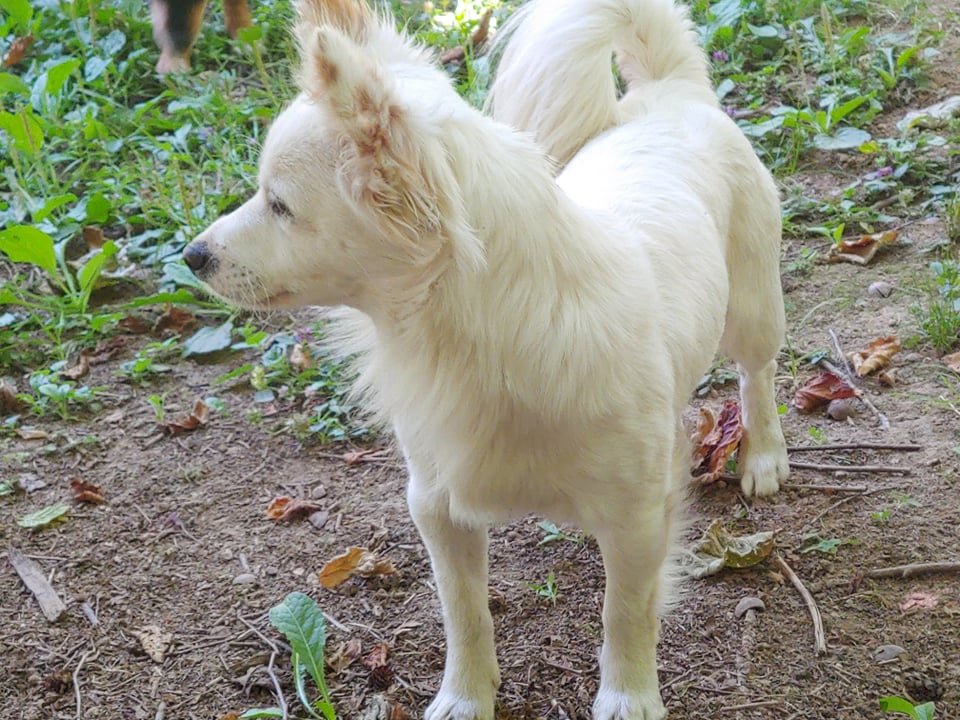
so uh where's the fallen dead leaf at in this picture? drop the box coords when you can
[328,638,364,674]
[16,427,49,440]
[364,641,394,690]
[159,399,210,435]
[60,354,91,381]
[679,519,776,578]
[691,400,743,483]
[943,351,960,373]
[0,378,24,413]
[82,226,106,249]
[848,335,901,377]
[793,371,857,413]
[900,591,938,614]
[130,624,174,663]
[343,448,380,465]
[289,343,313,372]
[3,35,34,67]
[319,546,397,589]
[154,306,197,336]
[70,478,105,505]
[827,230,899,265]
[218,714,241,720]
[118,315,151,334]
[264,496,326,522]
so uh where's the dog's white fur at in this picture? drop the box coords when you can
[186,0,789,716]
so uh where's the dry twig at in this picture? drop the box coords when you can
[864,562,960,579]
[787,442,921,452]
[73,646,98,720]
[7,546,67,621]
[775,554,826,656]
[782,483,868,493]
[789,461,910,475]
[825,329,890,430]
[804,487,886,528]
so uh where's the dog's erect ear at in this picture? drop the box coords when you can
[300,26,460,256]
[295,0,373,41]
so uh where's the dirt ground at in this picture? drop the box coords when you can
[3,13,960,720]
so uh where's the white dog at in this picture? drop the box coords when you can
[184,0,789,716]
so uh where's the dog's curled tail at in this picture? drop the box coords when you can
[487,0,712,166]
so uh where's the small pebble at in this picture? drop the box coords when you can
[874,644,906,663]
[826,398,856,421]
[232,573,257,585]
[868,280,895,298]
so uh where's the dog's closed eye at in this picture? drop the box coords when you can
[268,194,293,220]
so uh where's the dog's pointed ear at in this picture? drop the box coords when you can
[299,25,457,254]
[295,0,373,41]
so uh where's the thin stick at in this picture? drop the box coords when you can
[789,461,910,474]
[783,483,868,493]
[805,487,886,529]
[787,443,921,453]
[73,647,98,720]
[721,699,783,712]
[864,562,960,579]
[775,555,826,656]
[237,614,288,720]
[7,546,67,622]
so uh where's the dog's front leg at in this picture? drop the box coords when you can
[408,477,499,720]
[592,512,668,720]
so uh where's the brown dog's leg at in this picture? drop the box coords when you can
[150,0,206,74]
[222,0,252,39]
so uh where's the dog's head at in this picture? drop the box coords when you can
[183,0,479,314]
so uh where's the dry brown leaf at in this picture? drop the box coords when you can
[118,315,151,335]
[389,704,413,720]
[16,427,48,440]
[327,638,364,674]
[363,642,390,670]
[264,496,325,522]
[827,230,899,265]
[130,624,173,663]
[943,351,960,373]
[160,399,210,435]
[70,478,105,505]
[364,641,394,689]
[319,546,397,588]
[691,400,743,483]
[82,226,105,249]
[218,714,241,720]
[0,378,24,414]
[848,335,901,377]
[60,354,91,381]
[3,35,34,67]
[81,336,128,366]
[154,306,197,336]
[793,371,857,413]
[900,591,938,613]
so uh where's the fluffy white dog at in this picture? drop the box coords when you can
[184,0,790,716]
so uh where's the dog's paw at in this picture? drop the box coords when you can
[593,688,667,720]
[740,440,789,497]
[424,689,495,720]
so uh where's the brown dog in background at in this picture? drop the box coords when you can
[149,0,251,73]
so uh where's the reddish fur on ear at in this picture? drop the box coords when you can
[296,0,373,40]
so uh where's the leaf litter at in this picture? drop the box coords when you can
[691,399,743,483]
[319,547,398,589]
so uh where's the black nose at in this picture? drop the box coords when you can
[183,240,216,278]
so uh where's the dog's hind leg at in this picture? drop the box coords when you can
[408,474,499,720]
[150,0,206,74]
[589,498,670,720]
[721,188,790,497]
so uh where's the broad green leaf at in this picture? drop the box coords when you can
[120,289,199,309]
[0,225,58,277]
[813,127,872,151]
[183,321,234,356]
[292,652,324,720]
[879,696,920,718]
[45,58,81,96]
[0,0,32,26]
[84,56,111,83]
[238,709,284,719]
[84,192,111,224]
[0,72,29,95]
[162,260,209,291]
[914,703,935,720]
[78,240,119,295]
[101,29,126,57]
[746,23,779,39]
[268,592,331,712]
[0,108,43,155]
[17,503,70,529]
[237,24,263,44]
[33,193,78,223]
